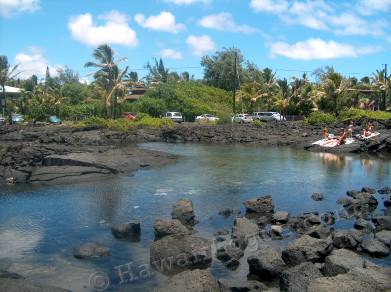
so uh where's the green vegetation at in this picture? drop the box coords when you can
[1,45,391,128]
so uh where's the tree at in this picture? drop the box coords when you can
[146,58,169,84]
[181,71,190,81]
[0,56,19,115]
[84,44,127,117]
[127,71,138,83]
[371,69,389,110]
[57,66,79,85]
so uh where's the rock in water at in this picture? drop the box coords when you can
[154,219,191,239]
[282,235,333,266]
[333,229,363,249]
[231,217,259,250]
[311,193,324,201]
[323,249,365,276]
[378,186,391,194]
[361,239,390,257]
[248,247,287,280]
[216,245,244,270]
[272,211,289,224]
[361,187,376,194]
[155,269,219,292]
[306,224,333,239]
[171,199,197,227]
[375,230,391,247]
[0,278,71,292]
[280,262,322,292]
[372,216,391,231]
[111,220,141,240]
[218,279,267,291]
[150,235,211,275]
[354,218,372,231]
[243,195,274,214]
[322,212,335,225]
[73,243,110,259]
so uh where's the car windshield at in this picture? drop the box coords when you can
[173,113,181,117]
[261,113,273,116]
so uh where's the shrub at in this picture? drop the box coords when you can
[338,109,391,121]
[306,111,336,125]
[252,120,265,127]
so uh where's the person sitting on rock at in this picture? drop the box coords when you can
[337,128,347,145]
[347,121,354,138]
[367,121,374,133]
[322,128,330,140]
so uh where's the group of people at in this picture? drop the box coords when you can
[321,121,375,146]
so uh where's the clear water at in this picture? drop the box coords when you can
[0,143,390,291]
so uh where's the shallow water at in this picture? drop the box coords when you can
[0,143,390,291]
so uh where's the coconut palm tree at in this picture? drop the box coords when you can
[0,56,19,115]
[371,69,389,110]
[84,44,127,117]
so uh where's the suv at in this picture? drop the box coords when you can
[232,113,253,124]
[0,115,5,125]
[252,112,285,121]
[165,112,183,123]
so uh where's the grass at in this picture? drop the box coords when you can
[338,109,391,121]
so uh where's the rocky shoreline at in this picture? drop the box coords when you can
[1,119,390,185]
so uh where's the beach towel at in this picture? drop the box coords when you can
[312,138,355,148]
[356,132,380,139]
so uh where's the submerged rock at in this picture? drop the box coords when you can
[150,235,212,275]
[216,245,244,270]
[280,262,322,292]
[111,220,141,240]
[311,193,324,201]
[323,249,365,276]
[282,235,333,266]
[154,219,191,239]
[171,199,197,227]
[73,243,110,259]
[378,186,391,194]
[243,195,274,214]
[361,239,390,257]
[155,269,219,292]
[248,247,287,280]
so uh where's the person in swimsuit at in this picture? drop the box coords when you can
[337,128,347,145]
[322,128,330,140]
[347,121,354,138]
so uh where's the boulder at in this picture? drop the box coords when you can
[0,278,71,292]
[111,220,141,240]
[154,219,191,239]
[282,235,333,266]
[378,186,391,194]
[303,212,321,225]
[218,208,234,217]
[361,239,390,257]
[171,199,197,227]
[306,225,333,239]
[384,196,391,207]
[308,265,391,292]
[353,218,372,231]
[248,247,287,280]
[272,211,289,224]
[280,262,322,292]
[243,195,274,214]
[72,243,110,259]
[323,249,365,276]
[372,215,391,231]
[218,279,267,291]
[361,187,376,194]
[231,217,259,250]
[271,225,283,238]
[216,245,244,270]
[155,269,219,292]
[150,235,212,275]
[333,229,363,249]
[346,190,361,197]
[214,229,229,236]
[311,193,324,201]
[375,230,391,246]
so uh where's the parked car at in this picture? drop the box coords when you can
[232,113,253,124]
[165,112,183,123]
[196,114,219,123]
[48,115,62,124]
[11,113,24,124]
[121,112,136,120]
[252,112,285,121]
[0,115,5,125]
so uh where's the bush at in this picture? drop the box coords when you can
[306,111,336,125]
[338,109,391,121]
[58,104,95,120]
[252,120,265,127]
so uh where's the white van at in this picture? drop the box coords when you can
[165,112,183,123]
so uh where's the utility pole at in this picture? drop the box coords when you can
[383,64,388,110]
[232,51,237,114]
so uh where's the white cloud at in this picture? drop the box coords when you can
[68,11,139,47]
[0,0,39,18]
[250,0,389,37]
[186,35,216,56]
[269,38,380,60]
[159,49,183,60]
[199,12,257,34]
[14,48,61,80]
[164,0,209,5]
[357,0,391,15]
[134,11,185,33]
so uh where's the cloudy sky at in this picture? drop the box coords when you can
[0,0,390,81]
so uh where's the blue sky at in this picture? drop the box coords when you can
[0,0,390,82]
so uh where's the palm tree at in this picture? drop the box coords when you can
[371,69,389,110]
[84,44,127,117]
[0,56,19,115]
[146,58,169,84]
